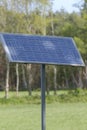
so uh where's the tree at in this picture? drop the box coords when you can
[0,6,6,32]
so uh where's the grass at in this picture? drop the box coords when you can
[0,104,41,130]
[46,103,87,130]
[0,89,87,104]
[0,103,87,130]
[0,90,87,130]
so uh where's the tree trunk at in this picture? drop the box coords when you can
[22,64,27,89]
[46,76,50,95]
[78,69,83,88]
[54,66,57,95]
[83,62,87,88]
[63,68,69,88]
[71,71,78,88]
[46,65,50,95]
[51,8,57,95]
[5,61,9,99]
[26,64,32,96]
[71,68,83,89]
[16,63,19,96]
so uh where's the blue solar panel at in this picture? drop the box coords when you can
[0,33,84,66]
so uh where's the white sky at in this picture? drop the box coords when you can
[53,0,81,13]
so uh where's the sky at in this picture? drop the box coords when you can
[53,0,81,13]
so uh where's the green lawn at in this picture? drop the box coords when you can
[0,103,87,130]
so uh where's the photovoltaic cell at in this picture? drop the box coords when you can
[0,33,84,66]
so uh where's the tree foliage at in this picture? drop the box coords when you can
[0,0,87,95]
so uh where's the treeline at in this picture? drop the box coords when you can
[0,0,87,98]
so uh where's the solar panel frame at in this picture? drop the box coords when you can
[0,34,12,61]
[0,33,85,66]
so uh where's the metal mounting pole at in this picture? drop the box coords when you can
[41,64,46,130]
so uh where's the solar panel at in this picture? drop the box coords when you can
[0,33,84,66]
